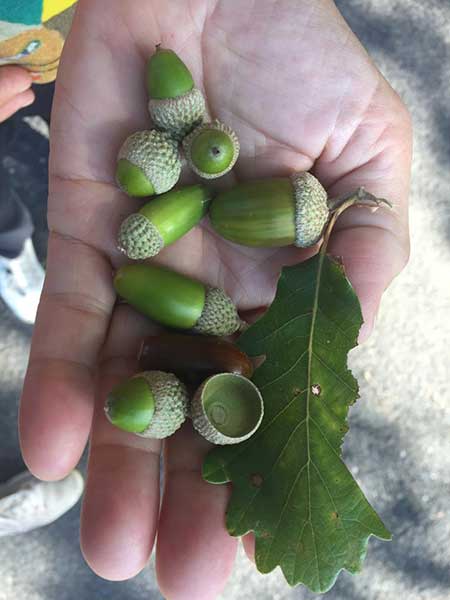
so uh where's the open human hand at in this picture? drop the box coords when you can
[19,1,411,598]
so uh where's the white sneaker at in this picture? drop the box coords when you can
[0,237,45,324]
[0,469,84,537]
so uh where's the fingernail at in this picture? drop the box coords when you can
[30,73,41,81]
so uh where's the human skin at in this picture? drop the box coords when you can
[0,66,35,122]
[19,1,412,598]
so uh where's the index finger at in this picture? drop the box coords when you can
[19,229,115,480]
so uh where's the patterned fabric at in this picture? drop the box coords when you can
[0,0,76,26]
[42,0,77,22]
[0,1,76,83]
[0,1,43,27]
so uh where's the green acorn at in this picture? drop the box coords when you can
[209,171,330,248]
[182,120,240,179]
[114,263,242,336]
[191,373,264,445]
[147,47,206,140]
[116,130,181,197]
[118,184,212,260]
[105,371,188,438]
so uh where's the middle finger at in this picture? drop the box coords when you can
[80,304,162,580]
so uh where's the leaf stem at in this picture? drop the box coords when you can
[321,188,393,254]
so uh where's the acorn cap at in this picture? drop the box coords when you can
[191,373,264,445]
[105,371,188,439]
[208,172,329,248]
[118,213,163,260]
[291,172,329,247]
[148,88,206,141]
[193,286,241,336]
[117,130,181,196]
[114,264,240,336]
[137,371,188,438]
[182,120,240,179]
[146,48,194,100]
[117,184,211,260]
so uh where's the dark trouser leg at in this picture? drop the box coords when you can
[19,82,55,123]
[0,194,33,259]
[0,82,54,260]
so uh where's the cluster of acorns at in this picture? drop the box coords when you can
[105,47,332,445]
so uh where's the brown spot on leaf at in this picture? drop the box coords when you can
[250,473,264,488]
[311,384,321,396]
[331,511,339,520]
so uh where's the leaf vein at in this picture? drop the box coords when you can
[262,461,309,567]
[237,417,307,529]
[310,416,344,464]
[293,518,310,582]
[310,460,353,559]
[317,306,356,343]
[259,348,308,390]
[250,311,312,345]
[311,351,357,392]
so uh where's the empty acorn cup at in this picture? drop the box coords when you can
[191,373,264,445]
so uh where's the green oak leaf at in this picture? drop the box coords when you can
[203,250,391,593]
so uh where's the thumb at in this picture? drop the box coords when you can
[315,89,412,343]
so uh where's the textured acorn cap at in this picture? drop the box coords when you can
[191,373,264,445]
[136,371,188,439]
[118,213,163,260]
[182,120,240,179]
[148,88,206,141]
[193,286,241,336]
[291,172,329,247]
[117,130,181,196]
[105,371,188,438]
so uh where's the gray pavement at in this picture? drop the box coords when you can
[0,0,449,598]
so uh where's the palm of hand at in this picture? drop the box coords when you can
[20,1,411,598]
